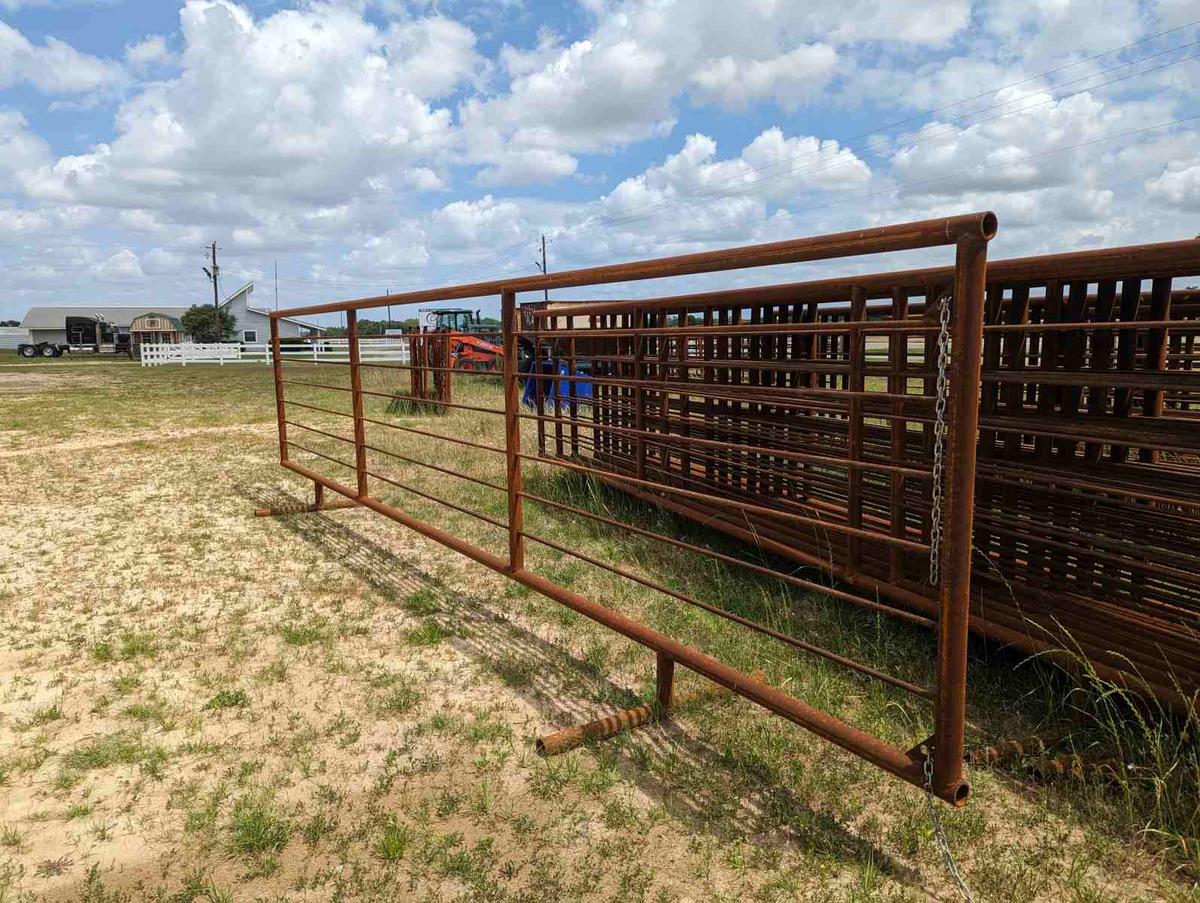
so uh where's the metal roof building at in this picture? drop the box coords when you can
[17,288,323,349]
[20,306,190,330]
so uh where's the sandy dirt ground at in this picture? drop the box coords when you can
[0,361,1190,903]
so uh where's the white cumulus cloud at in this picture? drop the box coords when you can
[0,21,126,95]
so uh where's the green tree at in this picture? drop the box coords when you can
[181,305,236,342]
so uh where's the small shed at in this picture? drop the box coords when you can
[129,312,183,356]
[0,326,30,350]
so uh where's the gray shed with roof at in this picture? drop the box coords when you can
[20,306,191,346]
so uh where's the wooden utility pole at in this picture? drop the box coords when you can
[541,234,548,301]
[533,234,549,301]
[209,241,221,341]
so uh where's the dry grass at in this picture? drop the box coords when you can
[0,353,1193,902]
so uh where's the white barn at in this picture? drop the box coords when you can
[219,282,323,343]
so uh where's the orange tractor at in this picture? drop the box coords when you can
[419,308,504,371]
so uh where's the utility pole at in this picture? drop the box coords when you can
[202,241,221,342]
[534,234,549,301]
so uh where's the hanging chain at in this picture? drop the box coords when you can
[928,293,952,586]
[922,296,973,902]
[923,747,975,903]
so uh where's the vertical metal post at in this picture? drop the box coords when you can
[347,309,369,499]
[1108,279,1142,463]
[930,234,989,803]
[1140,277,1173,464]
[846,286,866,575]
[502,289,525,574]
[655,651,675,713]
[633,306,647,480]
[270,315,288,464]
[888,288,909,582]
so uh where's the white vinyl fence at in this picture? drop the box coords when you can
[141,339,412,367]
[140,342,243,366]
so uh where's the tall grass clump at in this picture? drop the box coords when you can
[1043,654,1199,877]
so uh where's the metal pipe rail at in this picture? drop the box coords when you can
[524,240,1200,710]
[264,213,996,805]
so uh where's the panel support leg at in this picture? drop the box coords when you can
[536,657,746,757]
[254,479,360,517]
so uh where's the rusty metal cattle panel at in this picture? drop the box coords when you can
[264,213,997,805]
[533,241,1200,709]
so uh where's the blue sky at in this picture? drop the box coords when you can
[0,0,1197,328]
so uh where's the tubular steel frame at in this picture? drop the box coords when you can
[533,241,1200,711]
[266,213,998,806]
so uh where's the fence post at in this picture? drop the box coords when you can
[502,288,524,574]
[930,233,989,803]
[347,309,369,499]
[270,317,288,465]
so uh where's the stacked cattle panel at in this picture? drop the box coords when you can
[528,240,1200,709]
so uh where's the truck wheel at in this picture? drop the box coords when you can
[457,359,478,371]
[19,345,37,358]
[40,345,57,358]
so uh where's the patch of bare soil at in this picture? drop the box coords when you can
[0,423,271,459]
[0,426,799,902]
[0,408,1185,902]
[0,372,87,394]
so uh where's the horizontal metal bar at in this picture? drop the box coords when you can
[359,361,502,376]
[284,420,356,445]
[518,410,932,479]
[279,377,352,393]
[278,357,351,367]
[534,239,1200,320]
[519,453,932,552]
[980,413,1198,452]
[284,398,354,419]
[527,321,942,338]
[519,489,937,628]
[364,443,507,493]
[278,459,938,800]
[981,369,1198,391]
[983,319,1186,333]
[521,528,934,698]
[360,415,507,455]
[523,370,937,411]
[274,213,996,319]
[358,387,504,416]
[285,440,357,471]
[364,467,508,530]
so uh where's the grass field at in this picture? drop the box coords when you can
[0,354,1195,902]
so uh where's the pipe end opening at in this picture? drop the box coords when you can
[979,212,998,241]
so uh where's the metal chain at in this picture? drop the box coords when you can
[928,293,952,586]
[923,746,975,903]
[922,298,974,902]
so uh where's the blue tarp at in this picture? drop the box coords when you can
[521,358,593,408]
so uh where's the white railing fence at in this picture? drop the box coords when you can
[140,339,412,367]
[140,342,242,366]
